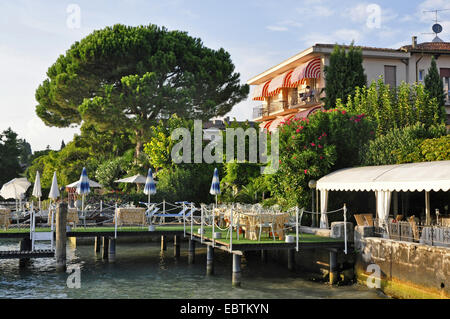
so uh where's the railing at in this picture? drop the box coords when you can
[191,203,349,254]
[445,90,450,105]
[252,105,266,119]
[252,88,324,119]
[374,218,450,247]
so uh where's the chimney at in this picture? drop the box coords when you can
[412,36,417,48]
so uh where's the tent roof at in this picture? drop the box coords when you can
[316,161,450,192]
[114,174,147,184]
[66,179,102,189]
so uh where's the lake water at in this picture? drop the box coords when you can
[0,240,386,299]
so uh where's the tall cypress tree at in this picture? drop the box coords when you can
[424,56,446,123]
[324,43,366,109]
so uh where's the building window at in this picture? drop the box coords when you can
[384,65,397,89]
[418,69,425,82]
[441,68,450,105]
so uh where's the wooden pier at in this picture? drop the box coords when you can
[0,203,351,286]
[0,249,54,259]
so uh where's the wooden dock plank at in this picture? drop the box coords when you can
[0,249,55,259]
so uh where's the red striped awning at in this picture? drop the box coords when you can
[259,120,274,131]
[293,106,322,120]
[267,70,298,96]
[283,70,296,88]
[252,80,272,101]
[289,58,321,87]
[262,114,298,132]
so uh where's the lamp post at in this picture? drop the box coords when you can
[308,180,317,227]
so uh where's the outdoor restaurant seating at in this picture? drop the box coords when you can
[257,212,276,241]
[212,204,290,241]
[47,207,79,226]
[0,208,11,230]
[354,214,374,227]
[115,206,147,227]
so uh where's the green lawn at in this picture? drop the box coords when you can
[186,226,343,245]
[0,225,343,245]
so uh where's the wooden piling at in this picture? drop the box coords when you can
[55,203,67,272]
[261,249,268,263]
[188,239,195,264]
[109,238,116,255]
[288,249,296,271]
[329,250,338,285]
[206,245,214,276]
[19,237,32,268]
[94,236,101,253]
[102,237,109,260]
[232,254,241,287]
[174,235,180,258]
[161,235,167,251]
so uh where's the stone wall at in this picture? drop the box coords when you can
[271,248,355,283]
[355,234,450,299]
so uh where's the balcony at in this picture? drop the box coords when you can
[253,90,324,120]
[252,105,266,119]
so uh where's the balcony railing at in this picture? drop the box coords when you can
[445,90,450,105]
[252,105,266,119]
[252,88,324,119]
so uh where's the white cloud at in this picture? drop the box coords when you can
[24,118,80,152]
[345,3,369,23]
[280,20,303,28]
[302,28,362,47]
[400,14,414,22]
[296,5,334,18]
[266,25,289,32]
[0,43,80,151]
[334,29,363,43]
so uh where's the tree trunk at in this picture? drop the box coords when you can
[135,129,144,159]
[135,140,142,158]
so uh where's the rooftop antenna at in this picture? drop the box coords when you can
[422,9,450,42]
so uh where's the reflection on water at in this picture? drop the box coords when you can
[0,239,386,299]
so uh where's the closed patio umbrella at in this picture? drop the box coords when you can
[48,172,60,201]
[143,168,156,207]
[48,172,60,229]
[32,171,42,210]
[76,167,90,227]
[210,168,221,207]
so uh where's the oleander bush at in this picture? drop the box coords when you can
[269,108,374,210]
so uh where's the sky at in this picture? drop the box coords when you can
[1,0,450,152]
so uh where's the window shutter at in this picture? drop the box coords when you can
[384,65,397,89]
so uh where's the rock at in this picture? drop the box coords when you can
[331,222,354,241]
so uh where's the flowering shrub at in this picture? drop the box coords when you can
[268,108,374,209]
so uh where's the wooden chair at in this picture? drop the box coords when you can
[354,214,374,226]
[257,213,276,241]
[0,209,11,230]
[408,216,420,241]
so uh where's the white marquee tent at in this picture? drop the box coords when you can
[316,161,450,227]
